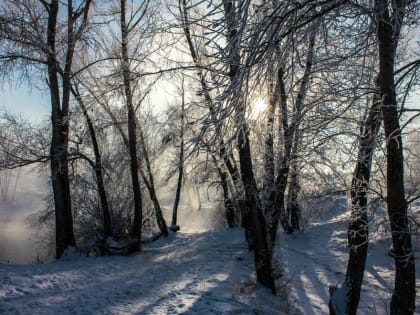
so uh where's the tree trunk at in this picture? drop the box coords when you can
[238,126,276,293]
[217,164,236,228]
[263,74,276,206]
[267,21,318,242]
[266,67,294,243]
[171,151,183,231]
[92,80,160,240]
[222,0,276,293]
[47,0,76,259]
[179,0,241,222]
[287,164,301,231]
[121,0,142,242]
[375,1,415,313]
[138,127,169,237]
[72,86,112,238]
[329,88,382,315]
[171,87,185,231]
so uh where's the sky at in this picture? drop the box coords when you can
[0,79,178,123]
[0,76,417,126]
[0,84,50,123]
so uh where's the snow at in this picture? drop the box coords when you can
[275,197,420,314]
[1,195,419,314]
[0,230,287,314]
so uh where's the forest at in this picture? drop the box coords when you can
[0,0,419,314]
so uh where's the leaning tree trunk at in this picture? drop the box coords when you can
[72,86,112,238]
[263,70,276,206]
[238,127,276,293]
[121,0,142,242]
[138,127,169,237]
[375,1,415,313]
[211,155,236,228]
[223,0,276,293]
[93,86,165,239]
[179,0,242,223]
[329,87,382,315]
[286,22,317,231]
[268,22,318,242]
[171,145,183,231]
[220,168,236,228]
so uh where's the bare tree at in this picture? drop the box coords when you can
[329,85,382,315]
[170,79,186,232]
[222,0,276,292]
[119,0,143,241]
[71,84,113,239]
[0,0,93,258]
[178,0,241,228]
[375,0,416,313]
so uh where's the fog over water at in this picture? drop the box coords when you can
[0,168,47,264]
[0,166,225,264]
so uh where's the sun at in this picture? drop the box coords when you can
[250,98,268,119]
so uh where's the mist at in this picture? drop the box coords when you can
[0,168,47,264]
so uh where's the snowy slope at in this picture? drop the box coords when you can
[276,197,420,314]
[0,229,287,315]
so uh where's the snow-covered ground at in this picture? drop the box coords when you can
[276,197,420,314]
[1,194,419,314]
[1,230,287,314]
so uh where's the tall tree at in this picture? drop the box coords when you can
[178,0,241,228]
[222,0,275,292]
[120,0,143,241]
[375,0,415,313]
[0,0,93,258]
[71,84,113,239]
[329,86,382,315]
[170,79,186,232]
[138,125,169,237]
[265,21,319,242]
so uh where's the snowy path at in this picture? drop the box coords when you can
[0,230,287,315]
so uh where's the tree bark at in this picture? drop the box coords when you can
[263,72,276,205]
[179,0,241,223]
[71,86,112,238]
[266,67,294,243]
[287,164,301,231]
[138,127,169,237]
[375,1,415,313]
[267,23,318,242]
[91,80,165,240]
[171,84,185,231]
[47,0,77,259]
[223,0,276,293]
[238,126,276,293]
[329,88,382,315]
[121,0,142,242]
[286,23,317,231]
